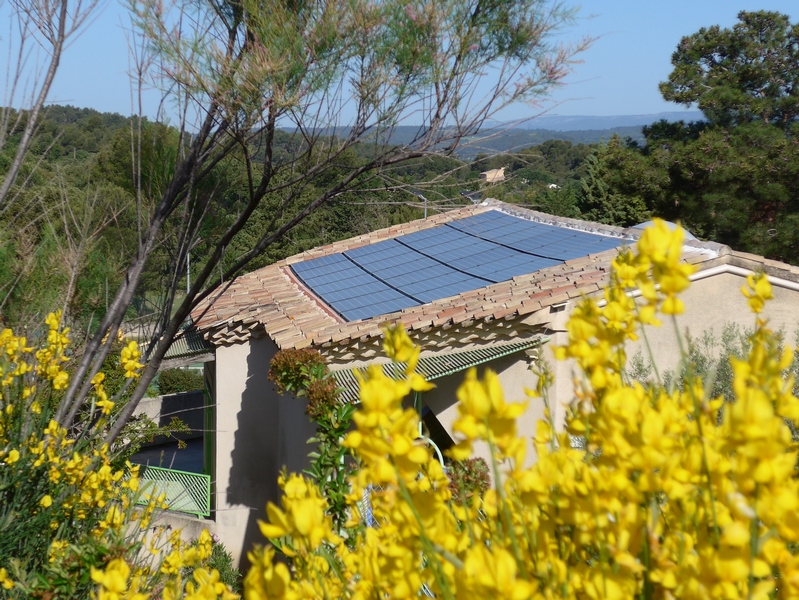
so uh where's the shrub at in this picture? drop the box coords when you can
[0,315,236,598]
[207,540,242,594]
[269,348,356,534]
[158,367,205,395]
[8,220,799,599]
[268,348,328,396]
[305,377,340,420]
[247,221,799,600]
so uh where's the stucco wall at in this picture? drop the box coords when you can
[629,271,799,372]
[542,270,799,423]
[212,337,317,567]
[423,350,546,467]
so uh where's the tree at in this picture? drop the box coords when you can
[578,139,650,227]
[548,12,799,264]
[660,10,799,131]
[0,0,101,207]
[5,0,590,443]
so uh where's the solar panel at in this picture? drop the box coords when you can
[445,213,624,263]
[471,256,561,283]
[289,209,623,322]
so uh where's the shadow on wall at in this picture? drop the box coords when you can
[227,338,318,570]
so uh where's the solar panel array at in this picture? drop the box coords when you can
[290,210,622,321]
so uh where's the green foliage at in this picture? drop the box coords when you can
[306,399,358,534]
[0,100,609,340]
[554,12,799,264]
[0,325,151,598]
[533,184,582,219]
[182,539,242,594]
[207,541,242,594]
[269,348,329,396]
[593,123,799,262]
[578,142,650,226]
[446,457,490,507]
[158,368,205,395]
[631,323,799,407]
[660,11,799,131]
[0,108,138,332]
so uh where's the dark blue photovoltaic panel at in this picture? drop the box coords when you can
[345,239,490,304]
[478,256,562,283]
[291,254,417,321]
[446,211,621,260]
[289,209,623,322]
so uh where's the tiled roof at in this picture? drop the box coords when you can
[191,200,738,350]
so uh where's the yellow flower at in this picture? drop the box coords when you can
[382,323,420,373]
[91,558,147,600]
[257,474,333,552]
[741,272,773,314]
[0,567,14,590]
[245,546,294,600]
[120,341,144,378]
[184,568,240,599]
[40,494,53,508]
[450,367,527,459]
[461,545,534,599]
[52,370,69,390]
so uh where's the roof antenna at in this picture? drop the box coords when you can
[411,189,429,218]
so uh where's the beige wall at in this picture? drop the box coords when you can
[423,350,546,468]
[211,336,317,568]
[542,270,799,422]
[630,272,799,375]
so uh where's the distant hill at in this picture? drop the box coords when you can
[382,112,707,157]
[500,111,705,132]
[453,126,646,157]
[17,105,704,161]
[377,125,642,157]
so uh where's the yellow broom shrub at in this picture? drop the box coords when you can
[245,220,799,600]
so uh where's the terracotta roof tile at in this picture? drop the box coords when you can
[192,200,742,349]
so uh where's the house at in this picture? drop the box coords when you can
[479,167,505,183]
[187,199,799,565]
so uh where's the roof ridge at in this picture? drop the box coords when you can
[484,199,730,256]
[279,203,493,266]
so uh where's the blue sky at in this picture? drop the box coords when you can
[2,0,797,120]
[538,0,798,118]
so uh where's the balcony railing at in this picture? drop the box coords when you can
[136,465,211,518]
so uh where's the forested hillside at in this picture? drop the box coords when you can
[0,105,606,334]
[0,106,418,330]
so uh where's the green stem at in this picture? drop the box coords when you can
[748,488,759,600]
[396,470,456,600]
[635,303,662,386]
[671,315,720,545]
[486,430,528,579]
